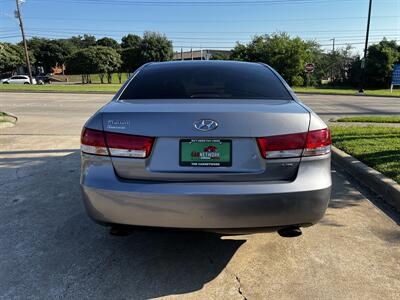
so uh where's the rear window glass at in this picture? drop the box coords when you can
[119,62,292,100]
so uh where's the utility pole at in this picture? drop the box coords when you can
[15,0,33,84]
[359,0,373,93]
[330,38,335,83]
[180,47,183,61]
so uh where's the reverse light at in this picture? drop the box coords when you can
[105,132,154,158]
[81,128,154,158]
[256,128,331,159]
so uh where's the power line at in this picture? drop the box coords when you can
[19,15,399,24]
[10,0,384,7]
[10,26,400,34]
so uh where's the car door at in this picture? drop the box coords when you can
[17,76,28,84]
[9,76,23,84]
[7,76,18,84]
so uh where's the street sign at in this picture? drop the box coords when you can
[391,64,400,92]
[305,63,315,73]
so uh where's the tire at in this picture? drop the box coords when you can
[24,82,30,85]
[3,82,9,84]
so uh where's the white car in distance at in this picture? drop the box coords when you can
[1,75,37,85]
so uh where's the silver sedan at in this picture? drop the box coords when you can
[80,61,331,236]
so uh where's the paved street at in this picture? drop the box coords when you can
[0,92,399,299]
[298,93,400,120]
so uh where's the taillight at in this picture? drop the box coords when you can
[81,128,108,156]
[81,128,154,158]
[256,132,307,159]
[256,128,331,159]
[105,132,154,158]
[303,128,331,156]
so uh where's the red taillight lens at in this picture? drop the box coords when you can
[256,128,331,159]
[105,132,154,158]
[256,132,307,159]
[80,128,154,158]
[303,128,331,156]
[81,128,108,156]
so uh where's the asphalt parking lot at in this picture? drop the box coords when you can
[0,92,399,299]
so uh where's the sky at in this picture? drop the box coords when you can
[0,0,399,55]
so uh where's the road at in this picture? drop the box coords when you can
[298,93,400,120]
[0,92,399,299]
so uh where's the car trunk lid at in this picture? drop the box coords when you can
[100,99,310,182]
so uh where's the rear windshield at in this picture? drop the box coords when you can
[119,62,292,100]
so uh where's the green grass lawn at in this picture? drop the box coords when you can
[331,125,400,183]
[294,87,400,97]
[336,116,400,123]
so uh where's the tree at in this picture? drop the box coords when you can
[0,42,26,74]
[120,47,142,74]
[119,32,173,75]
[65,47,96,83]
[347,39,400,88]
[66,46,121,83]
[365,39,400,88]
[94,46,122,83]
[26,37,76,73]
[231,33,320,86]
[139,32,173,63]
[69,34,97,48]
[121,34,141,49]
[96,37,120,49]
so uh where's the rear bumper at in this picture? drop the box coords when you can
[80,154,331,229]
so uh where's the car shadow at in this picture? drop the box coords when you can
[328,169,365,209]
[0,149,245,299]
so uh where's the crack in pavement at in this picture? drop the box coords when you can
[234,275,248,300]
[225,268,248,300]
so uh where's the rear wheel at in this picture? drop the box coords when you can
[3,82,9,84]
[24,82,30,85]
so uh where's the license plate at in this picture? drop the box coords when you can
[180,139,232,167]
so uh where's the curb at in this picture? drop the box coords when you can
[331,146,400,212]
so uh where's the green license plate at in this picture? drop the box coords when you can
[180,139,232,167]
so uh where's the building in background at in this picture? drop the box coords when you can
[173,49,231,60]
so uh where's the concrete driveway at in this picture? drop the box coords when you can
[0,92,399,299]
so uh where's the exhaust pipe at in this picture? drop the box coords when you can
[278,226,302,238]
